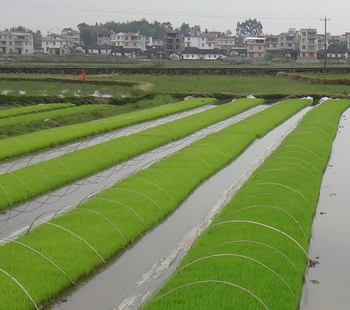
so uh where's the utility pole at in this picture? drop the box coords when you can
[320,16,330,67]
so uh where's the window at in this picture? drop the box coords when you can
[280,43,284,47]
[302,45,306,50]
[249,46,253,49]
[202,43,204,47]
[258,46,262,50]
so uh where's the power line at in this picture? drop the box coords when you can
[0,1,341,21]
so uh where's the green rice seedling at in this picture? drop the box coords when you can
[0,103,74,119]
[141,99,350,310]
[0,98,264,211]
[90,74,350,95]
[0,104,107,128]
[0,98,311,309]
[0,97,216,161]
[0,80,133,97]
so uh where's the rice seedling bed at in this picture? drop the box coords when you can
[0,98,310,310]
[0,103,74,118]
[141,99,350,310]
[0,104,107,128]
[0,97,215,161]
[0,94,178,139]
[0,98,263,212]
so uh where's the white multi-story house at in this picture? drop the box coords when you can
[110,32,148,51]
[61,28,80,46]
[41,33,73,55]
[298,28,318,60]
[0,31,34,54]
[184,32,220,50]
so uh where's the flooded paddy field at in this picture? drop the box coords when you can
[2,97,350,310]
[44,108,311,310]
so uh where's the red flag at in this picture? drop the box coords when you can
[81,69,86,82]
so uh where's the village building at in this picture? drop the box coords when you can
[297,28,318,61]
[245,37,266,58]
[0,30,34,54]
[181,47,226,60]
[41,32,73,55]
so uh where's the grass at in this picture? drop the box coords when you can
[0,98,310,310]
[141,99,350,310]
[0,97,215,160]
[0,98,263,211]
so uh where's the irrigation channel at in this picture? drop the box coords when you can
[40,106,313,310]
[299,107,350,309]
[0,103,268,240]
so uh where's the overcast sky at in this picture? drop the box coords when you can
[0,0,349,36]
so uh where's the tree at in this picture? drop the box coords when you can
[189,25,201,36]
[78,23,94,45]
[179,23,190,35]
[225,29,233,37]
[161,22,173,32]
[236,18,263,45]
[10,25,27,32]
